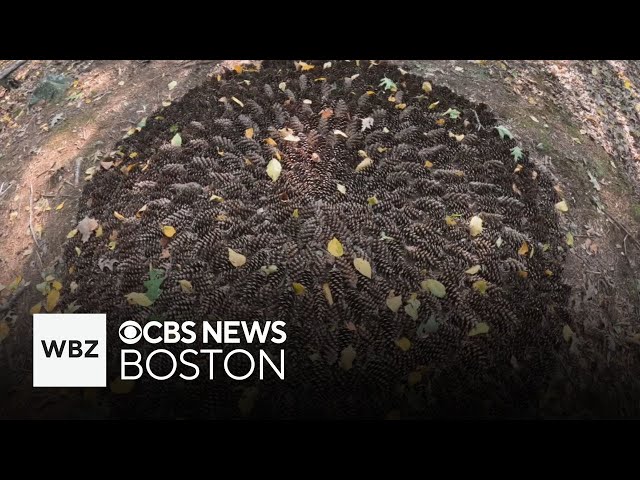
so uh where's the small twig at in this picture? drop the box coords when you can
[0,181,13,197]
[604,211,640,251]
[585,270,602,275]
[472,109,484,131]
[0,285,27,313]
[29,182,43,268]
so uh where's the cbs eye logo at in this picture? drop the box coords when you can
[119,321,143,344]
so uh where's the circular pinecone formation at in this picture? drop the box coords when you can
[62,60,570,419]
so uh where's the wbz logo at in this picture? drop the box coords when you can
[33,314,106,387]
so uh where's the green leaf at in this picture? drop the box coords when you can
[169,124,179,133]
[495,125,514,140]
[442,108,461,119]
[379,77,397,91]
[143,268,166,302]
[171,133,182,147]
[510,146,524,161]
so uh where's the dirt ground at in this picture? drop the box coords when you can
[1,59,639,418]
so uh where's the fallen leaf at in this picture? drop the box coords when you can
[46,288,60,312]
[114,211,126,221]
[445,215,457,226]
[110,378,135,394]
[77,217,99,242]
[52,280,62,291]
[55,201,65,211]
[472,280,488,295]
[353,258,372,278]
[265,137,277,147]
[292,282,305,295]
[555,200,569,213]
[30,303,42,314]
[386,291,402,313]
[448,132,464,142]
[562,324,574,342]
[442,108,461,119]
[495,125,514,140]
[171,133,182,147]
[518,242,529,256]
[322,283,334,306]
[355,157,373,172]
[361,117,374,132]
[367,196,378,206]
[337,183,347,194]
[421,279,446,298]
[395,337,411,352]
[178,279,193,294]
[245,128,254,139]
[511,146,524,161]
[327,237,344,257]
[566,232,574,247]
[395,103,407,110]
[468,322,490,336]
[266,158,282,182]
[125,292,153,307]
[422,81,432,93]
[404,297,420,320]
[465,265,481,275]
[334,129,348,138]
[340,345,356,370]
[297,61,315,71]
[379,77,397,91]
[469,215,483,237]
[67,228,78,239]
[168,80,177,90]
[228,248,246,267]
[209,194,224,202]
[231,97,244,107]
[435,118,446,126]
[424,160,434,168]
[162,225,176,238]
[428,101,440,110]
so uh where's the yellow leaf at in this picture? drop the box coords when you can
[367,196,378,206]
[95,225,103,237]
[337,183,347,194]
[543,243,550,252]
[428,101,440,110]
[424,160,434,168]
[448,132,465,142]
[545,269,554,277]
[210,194,224,202]
[179,279,193,294]
[233,64,244,74]
[366,90,376,95]
[75,246,82,256]
[468,322,490,336]
[266,158,282,182]
[395,337,411,352]
[292,282,305,295]
[555,200,569,213]
[353,258,372,279]
[110,378,135,394]
[228,248,247,267]
[67,228,78,238]
[29,301,43,314]
[245,128,254,139]
[566,232,574,247]
[472,280,488,295]
[129,152,138,159]
[283,134,300,142]
[327,237,344,257]
[386,291,402,313]
[518,242,529,256]
[0,320,9,342]
[514,164,524,173]
[231,96,244,107]
[265,137,277,146]
[562,324,574,342]
[125,292,153,306]
[422,81,433,93]
[408,370,422,386]
[469,215,483,237]
[445,215,457,226]
[55,201,65,210]
[108,241,117,250]
[339,345,356,370]
[518,270,529,278]
[52,280,62,291]
[465,265,481,275]
[162,225,176,238]
[322,282,334,306]
[292,208,299,218]
[355,157,373,172]
[435,118,445,126]
[297,61,315,71]
[388,95,396,102]
[114,211,126,221]
[395,103,407,110]
[46,288,60,312]
[421,279,446,298]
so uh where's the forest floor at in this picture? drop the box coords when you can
[1,59,639,418]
